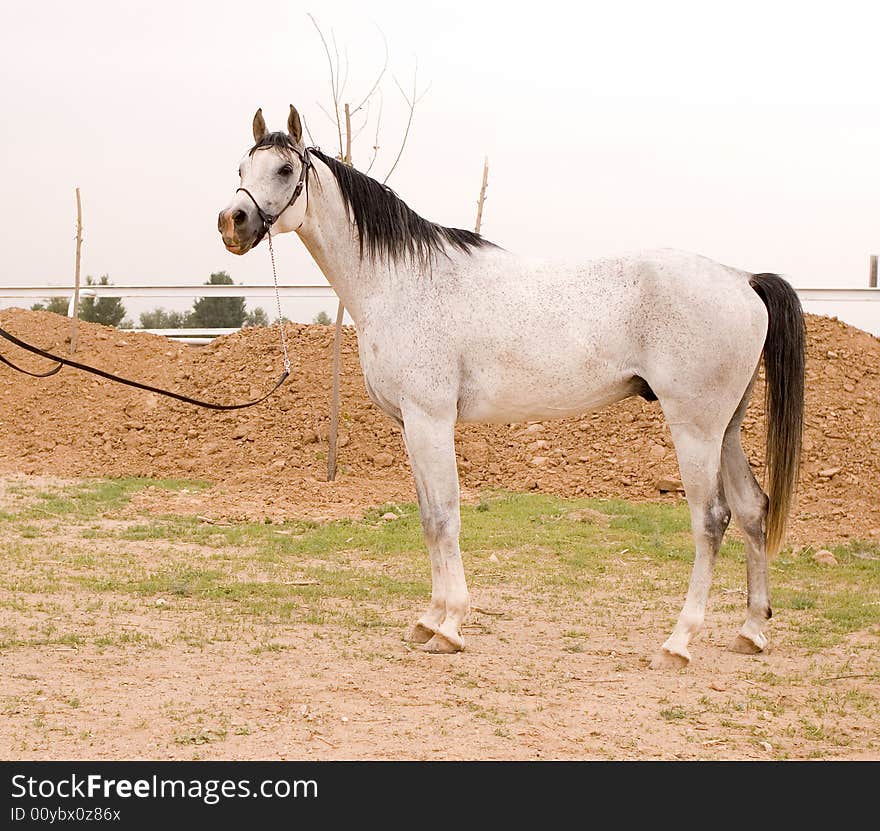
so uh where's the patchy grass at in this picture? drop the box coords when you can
[2,476,878,761]
[2,477,209,522]
[0,479,878,654]
[660,705,689,721]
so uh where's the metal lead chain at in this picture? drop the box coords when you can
[267,230,291,375]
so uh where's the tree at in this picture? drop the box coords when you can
[307,17,432,484]
[307,14,428,181]
[188,272,247,328]
[31,297,70,315]
[244,307,269,328]
[313,310,332,325]
[139,308,190,329]
[79,276,128,327]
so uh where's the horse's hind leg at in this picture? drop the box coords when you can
[651,422,731,669]
[400,405,469,653]
[405,468,447,645]
[721,388,772,654]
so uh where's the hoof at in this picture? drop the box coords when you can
[730,632,767,654]
[420,631,464,654]
[407,622,436,644]
[650,647,690,670]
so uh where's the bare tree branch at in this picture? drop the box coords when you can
[351,25,389,115]
[344,103,352,165]
[474,156,489,234]
[340,46,350,102]
[348,99,372,142]
[382,96,414,183]
[350,118,371,143]
[331,32,343,155]
[315,101,339,127]
[307,16,428,182]
[383,63,430,184]
[417,87,431,105]
[308,13,344,159]
[365,89,384,175]
[331,30,342,103]
[301,113,317,147]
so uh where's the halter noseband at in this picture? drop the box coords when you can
[236,146,313,245]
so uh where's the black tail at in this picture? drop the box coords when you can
[749,273,806,556]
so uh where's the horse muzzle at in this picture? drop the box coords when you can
[217,207,260,255]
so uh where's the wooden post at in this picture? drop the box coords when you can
[327,300,345,481]
[326,108,355,480]
[474,156,489,234]
[870,254,878,288]
[343,103,352,166]
[70,187,83,353]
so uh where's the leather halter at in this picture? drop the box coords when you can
[236,146,313,246]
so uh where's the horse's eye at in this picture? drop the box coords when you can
[279,165,293,176]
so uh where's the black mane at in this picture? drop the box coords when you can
[250,132,495,264]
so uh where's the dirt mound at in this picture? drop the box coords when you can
[1,307,878,542]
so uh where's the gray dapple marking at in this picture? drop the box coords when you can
[218,106,805,668]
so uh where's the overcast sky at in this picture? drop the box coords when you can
[1,0,879,309]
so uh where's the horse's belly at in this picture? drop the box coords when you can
[457,368,634,424]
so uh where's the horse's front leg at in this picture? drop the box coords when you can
[401,405,468,653]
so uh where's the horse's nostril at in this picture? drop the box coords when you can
[233,210,247,225]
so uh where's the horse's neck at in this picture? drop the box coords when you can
[295,159,377,324]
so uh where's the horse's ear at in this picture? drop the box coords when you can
[252,108,268,143]
[287,105,303,144]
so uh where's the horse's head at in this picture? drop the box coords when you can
[218,105,309,254]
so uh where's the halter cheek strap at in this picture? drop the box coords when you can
[236,146,312,245]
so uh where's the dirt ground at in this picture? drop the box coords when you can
[0,477,877,761]
[5,611,878,761]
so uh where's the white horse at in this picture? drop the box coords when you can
[219,107,805,668]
